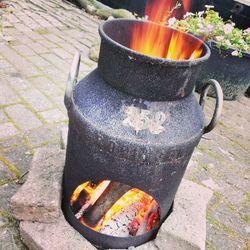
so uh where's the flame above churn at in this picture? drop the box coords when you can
[130,0,203,60]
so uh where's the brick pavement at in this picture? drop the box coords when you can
[0,0,249,249]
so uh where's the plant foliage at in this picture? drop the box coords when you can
[168,6,250,57]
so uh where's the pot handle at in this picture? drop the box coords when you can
[199,79,223,134]
[64,51,81,110]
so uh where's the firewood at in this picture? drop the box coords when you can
[128,200,159,236]
[99,201,141,237]
[72,181,111,219]
[99,200,159,237]
[70,191,87,215]
[82,182,131,226]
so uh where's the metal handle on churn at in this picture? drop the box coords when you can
[199,79,223,134]
[64,51,81,110]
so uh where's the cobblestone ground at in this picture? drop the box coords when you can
[0,0,249,249]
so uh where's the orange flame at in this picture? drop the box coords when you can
[93,188,157,232]
[128,199,159,235]
[145,0,175,24]
[182,0,191,12]
[71,181,160,235]
[130,0,203,60]
[71,180,110,207]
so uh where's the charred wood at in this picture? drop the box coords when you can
[70,191,87,215]
[82,182,131,226]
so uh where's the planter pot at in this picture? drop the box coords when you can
[209,0,250,29]
[196,40,250,100]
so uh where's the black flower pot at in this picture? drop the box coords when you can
[196,40,250,100]
[209,0,250,29]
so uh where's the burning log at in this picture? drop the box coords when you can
[71,181,111,219]
[82,182,131,226]
[82,187,160,237]
[71,181,160,237]
[128,200,160,236]
[99,201,143,237]
[71,190,87,215]
[98,198,160,237]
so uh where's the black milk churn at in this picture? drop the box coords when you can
[62,19,223,249]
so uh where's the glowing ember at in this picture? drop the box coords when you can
[70,181,160,237]
[130,0,203,60]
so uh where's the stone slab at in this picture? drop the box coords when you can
[10,139,212,250]
[39,109,67,123]
[135,241,158,250]
[20,213,96,250]
[0,227,19,250]
[154,179,213,250]
[5,104,42,132]
[10,148,65,223]
[19,178,212,250]
[0,122,19,139]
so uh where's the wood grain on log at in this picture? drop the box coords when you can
[82,182,131,226]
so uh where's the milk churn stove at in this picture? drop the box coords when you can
[62,19,223,249]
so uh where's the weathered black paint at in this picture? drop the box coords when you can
[62,19,212,249]
[98,19,210,101]
[196,40,250,100]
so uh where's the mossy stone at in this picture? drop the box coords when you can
[96,8,113,19]
[76,0,90,9]
[111,9,135,19]
[89,42,100,62]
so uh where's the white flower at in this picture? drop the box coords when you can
[204,24,214,34]
[243,45,248,51]
[225,39,231,46]
[168,17,177,26]
[238,39,244,44]
[205,5,214,9]
[224,23,234,34]
[198,11,204,17]
[197,23,214,35]
[197,22,203,28]
[215,36,224,42]
[243,27,250,35]
[231,50,239,56]
[183,12,194,19]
